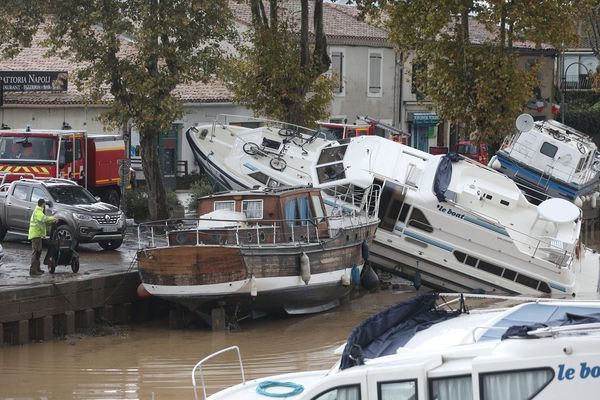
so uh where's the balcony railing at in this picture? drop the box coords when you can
[561,75,593,90]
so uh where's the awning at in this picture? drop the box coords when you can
[410,112,439,126]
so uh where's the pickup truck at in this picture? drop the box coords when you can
[0,178,126,250]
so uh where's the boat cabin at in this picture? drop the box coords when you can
[196,187,330,241]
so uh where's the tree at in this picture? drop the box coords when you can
[224,0,335,127]
[1,0,236,220]
[356,0,591,146]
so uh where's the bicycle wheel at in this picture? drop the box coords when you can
[270,157,287,171]
[243,142,260,155]
[278,128,295,137]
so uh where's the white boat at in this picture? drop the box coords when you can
[187,115,600,297]
[489,115,600,219]
[193,293,600,400]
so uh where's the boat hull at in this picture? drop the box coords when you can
[137,224,377,314]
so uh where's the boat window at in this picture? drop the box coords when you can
[378,379,417,400]
[378,181,410,232]
[318,145,347,165]
[311,195,326,223]
[242,199,263,219]
[480,368,554,400]
[407,207,433,233]
[453,251,467,263]
[283,196,314,227]
[312,384,360,400]
[576,155,586,173]
[429,375,472,400]
[214,200,235,212]
[539,142,558,158]
[249,171,282,188]
[317,163,346,184]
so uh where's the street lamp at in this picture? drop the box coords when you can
[560,60,591,124]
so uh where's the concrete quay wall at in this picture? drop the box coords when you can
[0,272,158,346]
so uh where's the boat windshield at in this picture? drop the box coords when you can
[0,136,57,161]
[479,303,600,341]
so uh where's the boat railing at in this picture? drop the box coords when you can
[192,346,245,400]
[322,184,381,220]
[213,113,318,138]
[137,212,376,250]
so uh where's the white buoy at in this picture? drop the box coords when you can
[341,269,351,286]
[490,156,501,170]
[300,252,311,285]
[575,196,584,208]
[250,276,258,297]
[593,192,599,209]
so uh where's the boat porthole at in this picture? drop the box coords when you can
[247,232,253,243]
[355,233,358,240]
[259,231,266,241]
[176,233,188,245]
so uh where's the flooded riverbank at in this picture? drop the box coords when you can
[0,289,417,400]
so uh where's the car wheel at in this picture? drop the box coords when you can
[99,239,123,250]
[54,224,75,242]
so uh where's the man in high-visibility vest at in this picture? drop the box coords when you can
[28,198,56,276]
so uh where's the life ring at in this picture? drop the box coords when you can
[256,381,304,397]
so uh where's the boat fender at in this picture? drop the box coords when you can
[341,269,351,286]
[413,271,422,290]
[136,283,151,298]
[593,192,600,209]
[256,381,304,397]
[251,276,258,297]
[361,240,369,261]
[351,265,361,285]
[360,263,379,290]
[490,156,501,170]
[300,252,311,285]
[575,196,584,208]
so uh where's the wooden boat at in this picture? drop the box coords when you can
[136,186,380,317]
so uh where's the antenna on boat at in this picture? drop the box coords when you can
[515,113,534,133]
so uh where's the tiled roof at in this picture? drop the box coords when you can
[465,18,555,51]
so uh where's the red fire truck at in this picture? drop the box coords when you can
[0,127,126,205]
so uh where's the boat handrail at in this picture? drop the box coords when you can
[527,322,600,338]
[192,346,245,400]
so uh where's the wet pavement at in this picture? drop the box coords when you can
[0,228,139,290]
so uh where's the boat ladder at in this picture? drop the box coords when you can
[192,346,246,400]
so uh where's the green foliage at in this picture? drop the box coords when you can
[187,177,214,212]
[223,1,335,127]
[564,111,600,137]
[356,0,593,145]
[124,187,182,223]
[21,0,237,220]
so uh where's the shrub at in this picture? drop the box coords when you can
[124,187,182,222]
[187,177,214,211]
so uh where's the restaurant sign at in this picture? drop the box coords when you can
[0,71,68,92]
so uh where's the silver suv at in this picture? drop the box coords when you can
[0,179,126,250]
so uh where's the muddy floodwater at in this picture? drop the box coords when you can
[0,289,416,400]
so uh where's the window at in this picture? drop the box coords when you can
[12,185,30,201]
[539,142,557,158]
[562,54,597,89]
[430,375,472,400]
[249,171,281,188]
[368,50,382,96]
[312,385,360,400]
[214,200,235,211]
[311,195,325,223]
[378,181,408,232]
[379,380,417,400]
[31,187,46,204]
[318,146,348,165]
[317,163,346,184]
[411,62,427,100]
[408,207,433,233]
[283,196,314,227]
[242,199,263,219]
[330,49,345,95]
[481,368,554,400]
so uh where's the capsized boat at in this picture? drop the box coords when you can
[186,115,600,296]
[489,115,600,219]
[136,185,380,316]
[194,293,600,400]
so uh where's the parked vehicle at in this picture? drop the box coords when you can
[195,293,600,400]
[0,127,126,206]
[455,139,488,164]
[0,178,126,250]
